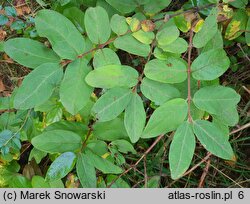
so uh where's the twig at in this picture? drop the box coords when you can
[198,152,211,187]
[237,43,250,62]
[230,122,250,135]
[107,134,165,188]
[144,156,148,187]
[187,27,194,122]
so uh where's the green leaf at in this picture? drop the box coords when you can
[159,37,188,54]
[110,14,129,35]
[169,122,195,179]
[31,176,50,188]
[245,17,250,46]
[10,20,26,30]
[142,98,188,138]
[229,0,248,8]
[193,120,235,160]
[114,34,150,57]
[5,6,17,17]
[111,140,136,154]
[193,8,218,48]
[106,175,130,188]
[85,148,123,174]
[132,30,155,45]
[63,7,85,33]
[147,176,160,188]
[0,130,21,155]
[14,63,63,109]
[141,77,180,105]
[212,106,239,126]
[93,48,121,69]
[45,121,88,137]
[60,59,93,115]
[93,118,128,141]
[174,14,190,33]
[85,65,138,89]
[46,152,76,181]
[76,153,96,188]
[9,175,32,188]
[35,9,85,60]
[202,30,223,53]
[191,49,230,80]
[144,58,187,84]
[105,0,137,14]
[84,6,111,44]
[32,176,64,188]
[4,38,60,69]
[31,130,82,153]
[193,85,240,116]
[29,148,47,164]
[0,14,9,25]
[144,0,171,14]
[92,88,132,122]
[87,140,108,156]
[156,25,180,46]
[124,93,146,143]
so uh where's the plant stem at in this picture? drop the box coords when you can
[187,28,194,123]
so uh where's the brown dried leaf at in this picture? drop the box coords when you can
[0,29,7,41]
[16,5,31,16]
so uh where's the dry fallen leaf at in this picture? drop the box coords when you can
[16,5,31,16]
[0,29,7,41]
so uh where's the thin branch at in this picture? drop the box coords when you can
[230,122,250,135]
[198,152,211,187]
[144,156,148,187]
[107,134,165,188]
[187,27,194,122]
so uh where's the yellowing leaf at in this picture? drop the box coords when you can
[193,19,204,33]
[225,9,248,40]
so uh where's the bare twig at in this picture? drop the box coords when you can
[230,122,250,135]
[198,152,211,187]
[144,157,148,187]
